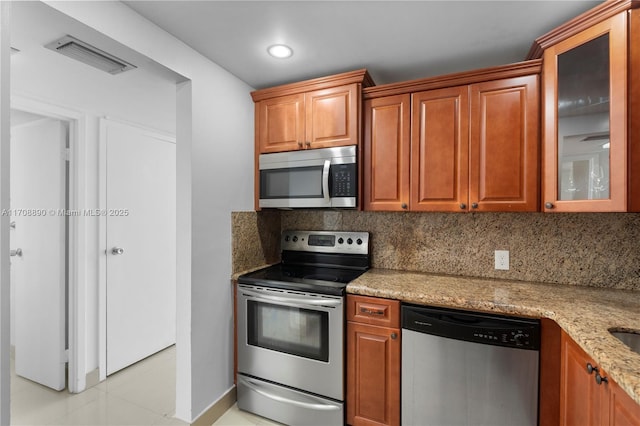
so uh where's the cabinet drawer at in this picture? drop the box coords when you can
[347,295,400,327]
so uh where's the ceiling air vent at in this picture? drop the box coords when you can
[45,35,136,75]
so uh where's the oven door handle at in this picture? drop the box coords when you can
[322,159,331,205]
[241,376,341,412]
[241,289,341,307]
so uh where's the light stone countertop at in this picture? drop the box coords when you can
[347,268,640,406]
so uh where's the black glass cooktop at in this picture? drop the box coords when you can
[239,230,370,296]
[238,263,367,296]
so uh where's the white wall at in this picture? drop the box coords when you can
[0,2,12,424]
[42,1,256,422]
[10,0,177,384]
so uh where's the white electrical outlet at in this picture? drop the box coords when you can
[495,250,509,270]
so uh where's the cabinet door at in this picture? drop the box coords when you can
[542,13,627,212]
[306,84,359,149]
[469,75,539,212]
[257,94,305,153]
[411,86,469,212]
[560,332,607,425]
[609,380,640,426]
[347,322,400,426]
[363,95,411,211]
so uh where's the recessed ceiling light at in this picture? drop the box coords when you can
[267,44,293,59]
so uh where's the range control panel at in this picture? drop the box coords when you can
[282,230,369,255]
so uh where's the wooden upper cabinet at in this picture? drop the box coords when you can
[305,84,359,149]
[257,93,305,153]
[362,61,541,212]
[534,5,639,212]
[363,94,411,211]
[469,75,539,212]
[542,13,627,212]
[411,86,469,212]
[252,69,373,154]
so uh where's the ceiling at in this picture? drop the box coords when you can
[123,0,602,90]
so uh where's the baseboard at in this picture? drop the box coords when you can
[85,368,100,389]
[191,385,237,426]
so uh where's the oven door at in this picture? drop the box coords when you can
[237,284,344,401]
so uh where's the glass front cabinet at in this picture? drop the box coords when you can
[541,6,639,212]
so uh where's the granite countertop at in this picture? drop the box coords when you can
[347,268,640,406]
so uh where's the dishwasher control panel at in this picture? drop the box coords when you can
[471,328,537,349]
[402,304,540,350]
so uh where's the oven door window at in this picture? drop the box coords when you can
[247,300,329,362]
[260,166,324,199]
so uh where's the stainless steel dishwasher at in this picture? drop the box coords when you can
[401,304,540,426]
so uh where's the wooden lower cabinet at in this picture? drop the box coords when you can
[560,331,607,425]
[346,295,401,426]
[609,379,640,425]
[560,331,640,426]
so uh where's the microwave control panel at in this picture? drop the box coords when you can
[331,163,356,197]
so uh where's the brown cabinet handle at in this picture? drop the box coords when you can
[297,141,303,148]
[595,372,608,385]
[305,141,311,147]
[360,307,384,316]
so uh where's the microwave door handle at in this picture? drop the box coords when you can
[322,160,331,204]
[241,288,341,307]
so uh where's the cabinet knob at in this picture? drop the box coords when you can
[586,363,597,375]
[401,203,408,210]
[595,372,608,385]
[471,202,478,209]
[305,141,311,147]
[297,141,303,148]
[545,202,554,209]
[460,203,466,210]
[390,332,398,340]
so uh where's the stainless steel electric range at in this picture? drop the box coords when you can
[236,230,370,426]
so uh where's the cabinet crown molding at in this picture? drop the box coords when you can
[527,0,639,59]
[250,68,374,102]
[362,59,541,99]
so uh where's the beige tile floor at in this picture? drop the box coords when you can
[212,404,281,426]
[9,345,280,426]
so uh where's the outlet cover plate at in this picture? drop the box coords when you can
[495,250,509,270]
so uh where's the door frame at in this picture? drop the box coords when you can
[10,93,87,393]
[97,117,176,380]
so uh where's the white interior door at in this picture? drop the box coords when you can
[10,117,67,391]
[104,120,176,375]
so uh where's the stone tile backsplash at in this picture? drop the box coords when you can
[232,210,640,291]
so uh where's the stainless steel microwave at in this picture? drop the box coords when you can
[259,145,357,209]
